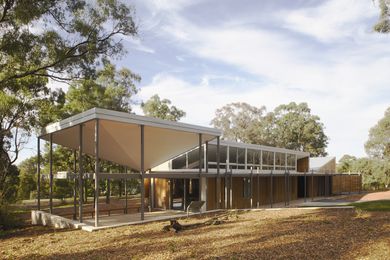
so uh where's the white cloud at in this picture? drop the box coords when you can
[132,0,390,160]
[281,0,378,42]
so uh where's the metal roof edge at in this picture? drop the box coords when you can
[40,107,222,137]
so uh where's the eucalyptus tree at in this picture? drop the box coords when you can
[141,94,186,122]
[0,0,138,204]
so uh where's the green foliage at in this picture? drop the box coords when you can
[17,156,37,200]
[271,102,328,156]
[365,107,390,159]
[211,102,266,143]
[337,155,390,190]
[0,204,23,231]
[0,164,19,204]
[0,0,138,205]
[351,200,390,212]
[65,62,140,116]
[211,102,328,156]
[374,0,390,33]
[337,154,357,173]
[141,94,186,121]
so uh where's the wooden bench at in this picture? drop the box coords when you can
[186,201,205,217]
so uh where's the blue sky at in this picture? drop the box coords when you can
[18,0,390,164]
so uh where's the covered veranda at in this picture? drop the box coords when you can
[36,108,221,227]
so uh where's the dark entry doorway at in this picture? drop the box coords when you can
[171,179,199,210]
[297,176,306,198]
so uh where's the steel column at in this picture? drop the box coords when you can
[124,179,128,213]
[216,136,220,208]
[183,179,187,210]
[140,125,145,220]
[198,133,202,201]
[73,150,77,220]
[250,168,253,208]
[78,124,84,223]
[284,170,287,206]
[270,170,273,208]
[94,119,100,227]
[257,173,260,208]
[37,137,41,210]
[311,170,314,201]
[304,171,307,202]
[49,133,53,214]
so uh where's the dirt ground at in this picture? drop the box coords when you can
[1,206,389,260]
[339,190,390,202]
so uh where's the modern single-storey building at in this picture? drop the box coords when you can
[35,108,361,228]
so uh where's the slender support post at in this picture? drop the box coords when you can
[257,173,260,208]
[49,133,53,214]
[78,124,84,223]
[284,170,287,206]
[106,179,110,204]
[140,125,145,220]
[125,179,128,214]
[94,119,100,227]
[148,177,152,212]
[304,171,307,202]
[230,169,233,209]
[270,170,273,208]
[198,133,202,201]
[287,170,290,205]
[250,168,253,208]
[311,170,314,201]
[205,141,209,172]
[216,137,220,208]
[224,167,228,209]
[37,137,41,210]
[168,179,172,209]
[73,150,77,220]
[183,179,187,210]
[151,177,155,209]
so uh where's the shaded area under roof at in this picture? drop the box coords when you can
[40,108,221,171]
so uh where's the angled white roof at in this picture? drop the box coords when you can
[40,108,221,171]
[309,157,336,170]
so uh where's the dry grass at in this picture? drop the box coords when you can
[0,208,389,260]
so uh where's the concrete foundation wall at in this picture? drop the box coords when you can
[31,210,82,229]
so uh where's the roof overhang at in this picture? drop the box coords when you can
[40,108,221,171]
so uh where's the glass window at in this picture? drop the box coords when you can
[207,144,217,164]
[172,154,186,169]
[229,147,237,164]
[262,151,274,170]
[237,148,245,168]
[188,148,200,169]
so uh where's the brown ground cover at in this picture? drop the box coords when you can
[1,207,389,260]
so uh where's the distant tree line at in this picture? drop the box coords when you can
[337,107,390,190]
[211,102,329,156]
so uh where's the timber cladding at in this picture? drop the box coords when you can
[153,178,169,209]
[230,176,298,208]
[207,178,217,210]
[331,174,362,194]
[297,157,309,172]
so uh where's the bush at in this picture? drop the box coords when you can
[0,205,23,231]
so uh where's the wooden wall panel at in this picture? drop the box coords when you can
[331,175,361,194]
[153,178,169,209]
[207,177,216,210]
[297,157,309,172]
